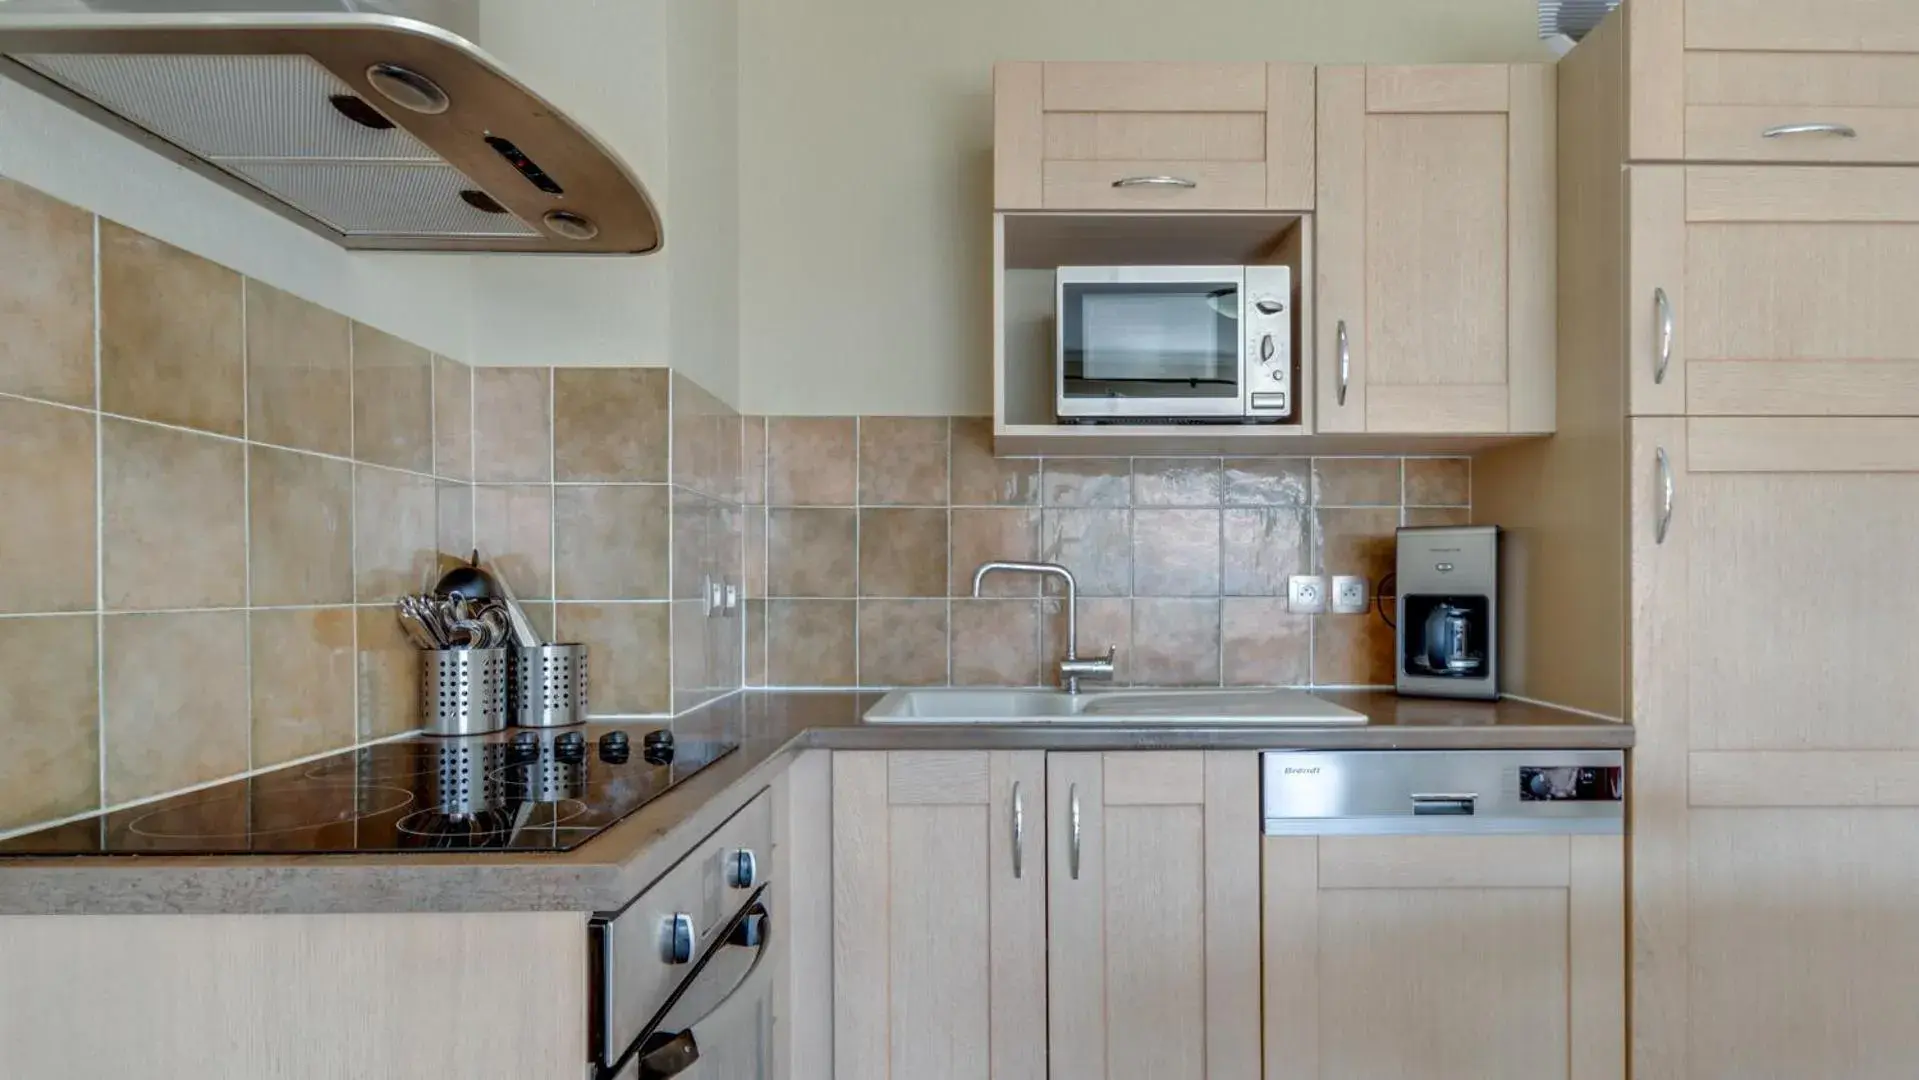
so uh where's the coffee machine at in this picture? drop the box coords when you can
[1395,525,1498,700]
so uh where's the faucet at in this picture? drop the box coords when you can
[971,561,1117,694]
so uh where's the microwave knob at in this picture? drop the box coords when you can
[1254,298,1285,315]
[1259,334,1276,362]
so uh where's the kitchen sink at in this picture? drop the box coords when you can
[863,687,1368,725]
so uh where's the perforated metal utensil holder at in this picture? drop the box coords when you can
[512,643,588,728]
[422,647,509,736]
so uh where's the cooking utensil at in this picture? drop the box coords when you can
[491,567,545,648]
[435,550,498,601]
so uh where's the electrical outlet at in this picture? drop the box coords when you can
[703,575,726,617]
[1332,575,1369,615]
[1287,575,1329,614]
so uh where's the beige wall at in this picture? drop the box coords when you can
[738,0,1552,417]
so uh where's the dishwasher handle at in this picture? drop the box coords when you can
[1410,793,1478,816]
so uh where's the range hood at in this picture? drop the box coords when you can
[0,1,663,254]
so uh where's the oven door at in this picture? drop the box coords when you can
[606,887,773,1080]
[1057,265,1248,420]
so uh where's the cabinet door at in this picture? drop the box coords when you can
[1630,416,1919,1080]
[1315,65,1556,435]
[1047,751,1261,1080]
[1264,834,1625,1080]
[1630,165,1919,417]
[833,751,1046,1080]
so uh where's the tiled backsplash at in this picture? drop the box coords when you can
[743,417,1471,690]
[0,175,741,839]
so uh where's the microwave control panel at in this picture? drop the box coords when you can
[1244,265,1294,419]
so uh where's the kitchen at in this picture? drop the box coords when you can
[0,0,1912,1078]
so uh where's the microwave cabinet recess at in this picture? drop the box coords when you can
[995,61,1317,211]
[1314,64,1557,437]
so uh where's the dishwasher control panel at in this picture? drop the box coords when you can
[1262,750,1624,836]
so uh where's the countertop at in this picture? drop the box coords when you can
[0,690,1629,916]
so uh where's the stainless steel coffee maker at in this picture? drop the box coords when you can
[1395,525,1498,700]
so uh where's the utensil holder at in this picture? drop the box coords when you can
[422,648,509,736]
[512,644,589,728]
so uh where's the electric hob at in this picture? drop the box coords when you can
[0,726,736,856]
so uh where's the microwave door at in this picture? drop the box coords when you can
[1057,272,1246,420]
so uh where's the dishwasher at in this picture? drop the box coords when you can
[1261,749,1625,835]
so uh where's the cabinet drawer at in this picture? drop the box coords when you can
[1043,111,1265,162]
[1042,61,1267,113]
[1686,53,1919,163]
[1041,159,1267,210]
[1687,0,1919,53]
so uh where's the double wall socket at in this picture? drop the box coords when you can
[1290,575,1371,615]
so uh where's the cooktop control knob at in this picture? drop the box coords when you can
[663,912,696,965]
[642,729,676,766]
[598,730,631,764]
[555,731,587,764]
[507,730,539,764]
[726,848,758,890]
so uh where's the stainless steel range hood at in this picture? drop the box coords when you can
[0,1,663,254]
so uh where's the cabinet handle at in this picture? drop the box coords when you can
[1112,175,1197,189]
[1762,122,1858,140]
[1655,447,1674,545]
[1653,287,1673,385]
[1336,320,1351,406]
[1011,780,1025,880]
[1068,784,1082,880]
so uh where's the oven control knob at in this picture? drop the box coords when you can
[1260,333,1276,362]
[1254,298,1285,315]
[725,848,758,890]
[663,912,696,964]
[727,905,768,948]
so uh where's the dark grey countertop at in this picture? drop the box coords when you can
[0,690,1629,916]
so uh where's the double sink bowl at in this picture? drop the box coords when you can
[864,687,1367,725]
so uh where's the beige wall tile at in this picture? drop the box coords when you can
[102,611,248,803]
[0,398,95,613]
[1223,457,1310,507]
[768,508,856,597]
[717,411,744,506]
[743,417,767,506]
[1316,507,1399,584]
[1134,509,1221,597]
[474,484,553,599]
[1045,596,1130,686]
[671,489,711,601]
[767,417,856,506]
[1404,458,1471,507]
[951,418,1037,506]
[99,221,244,436]
[353,465,438,602]
[950,508,1040,596]
[1314,612,1395,687]
[249,446,352,606]
[1313,458,1402,506]
[859,417,949,505]
[0,178,93,406]
[950,599,1041,686]
[553,368,669,482]
[355,605,419,737]
[351,322,433,474]
[437,481,474,556]
[558,603,672,714]
[1403,507,1471,528]
[518,600,557,644]
[1222,598,1309,687]
[555,484,670,600]
[0,615,99,831]
[1039,508,1131,597]
[1132,599,1221,687]
[1042,458,1130,507]
[250,607,355,767]
[433,356,473,481]
[745,599,767,686]
[245,282,351,458]
[857,599,948,687]
[670,374,723,497]
[766,599,856,687]
[673,599,710,711]
[1223,507,1310,596]
[744,508,767,598]
[473,367,551,482]
[1134,458,1222,507]
[858,508,946,597]
[102,418,245,610]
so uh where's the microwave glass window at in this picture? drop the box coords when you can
[1062,282,1239,400]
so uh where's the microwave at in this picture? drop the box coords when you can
[1056,265,1295,423]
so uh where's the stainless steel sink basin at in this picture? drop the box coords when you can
[863,688,1367,725]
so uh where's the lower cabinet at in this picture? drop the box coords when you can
[1262,834,1624,1080]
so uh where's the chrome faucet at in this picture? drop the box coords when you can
[971,561,1117,694]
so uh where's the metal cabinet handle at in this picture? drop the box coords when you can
[1655,448,1674,545]
[1011,781,1025,879]
[1112,175,1197,189]
[1762,122,1858,139]
[1336,320,1351,406]
[1068,784,1082,880]
[1653,288,1673,385]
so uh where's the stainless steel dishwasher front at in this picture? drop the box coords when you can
[1261,750,1625,836]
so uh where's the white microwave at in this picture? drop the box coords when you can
[1056,265,1295,423]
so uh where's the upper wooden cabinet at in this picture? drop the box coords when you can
[1629,165,1919,416]
[994,61,1317,211]
[1616,0,1919,163]
[1314,65,1557,435]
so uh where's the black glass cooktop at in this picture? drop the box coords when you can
[0,726,737,856]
